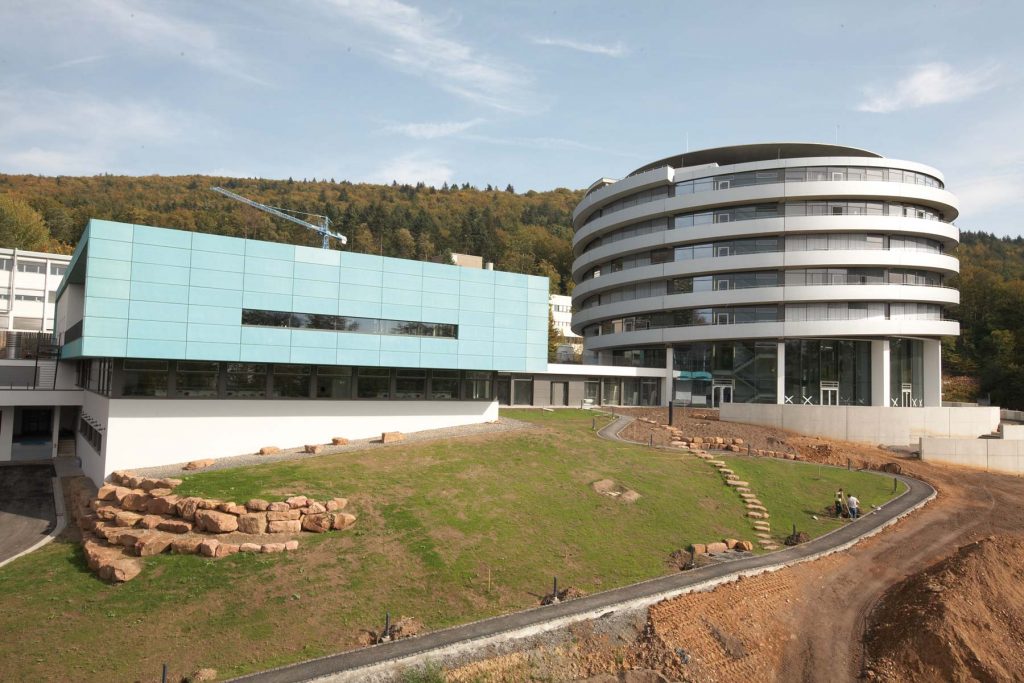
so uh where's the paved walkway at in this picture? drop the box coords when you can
[229,414,935,683]
[0,462,57,565]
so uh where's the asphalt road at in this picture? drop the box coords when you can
[229,415,934,683]
[0,463,57,565]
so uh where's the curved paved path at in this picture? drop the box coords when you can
[0,463,57,565]
[230,415,935,683]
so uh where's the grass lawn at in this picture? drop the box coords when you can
[0,410,902,682]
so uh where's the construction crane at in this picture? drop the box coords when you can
[210,186,347,249]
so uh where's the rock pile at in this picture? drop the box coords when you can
[69,471,357,583]
[654,422,801,459]
[688,538,755,555]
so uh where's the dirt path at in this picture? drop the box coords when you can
[593,411,1024,682]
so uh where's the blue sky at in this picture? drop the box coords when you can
[1,0,1021,235]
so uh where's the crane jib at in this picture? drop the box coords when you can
[210,186,348,249]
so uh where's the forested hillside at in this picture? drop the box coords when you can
[0,174,1022,406]
[0,174,582,295]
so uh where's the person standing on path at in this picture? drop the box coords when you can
[834,488,845,517]
[847,493,860,519]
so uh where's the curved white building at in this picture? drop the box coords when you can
[571,143,959,408]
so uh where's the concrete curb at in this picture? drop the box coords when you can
[0,475,67,570]
[228,414,935,683]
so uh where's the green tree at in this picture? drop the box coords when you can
[0,194,50,250]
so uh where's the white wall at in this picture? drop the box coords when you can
[921,437,1024,476]
[88,399,499,485]
[720,403,1001,446]
[77,390,110,486]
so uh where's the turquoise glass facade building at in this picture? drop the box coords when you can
[58,220,549,372]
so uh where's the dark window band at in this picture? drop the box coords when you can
[241,309,458,339]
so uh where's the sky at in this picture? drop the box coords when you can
[0,0,1022,235]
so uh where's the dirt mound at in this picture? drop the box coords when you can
[592,479,641,503]
[541,586,586,605]
[784,531,810,546]
[864,535,1024,682]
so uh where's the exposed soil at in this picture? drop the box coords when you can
[863,535,1024,682]
[456,410,1024,683]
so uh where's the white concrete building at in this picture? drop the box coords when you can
[0,247,71,333]
[571,142,960,409]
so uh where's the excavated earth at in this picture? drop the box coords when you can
[448,408,1024,683]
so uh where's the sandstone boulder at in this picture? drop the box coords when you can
[137,515,164,529]
[198,539,220,557]
[97,484,119,501]
[183,459,215,470]
[258,446,280,455]
[732,438,744,445]
[266,509,300,521]
[157,519,192,534]
[148,495,180,516]
[148,488,173,498]
[303,444,323,454]
[214,543,240,557]
[382,431,404,443]
[171,537,204,554]
[736,540,754,551]
[246,499,270,512]
[114,510,143,528]
[285,495,309,509]
[137,478,163,492]
[326,498,348,511]
[218,503,247,516]
[157,478,183,489]
[284,540,299,551]
[195,509,239,534]
[724,538,738,549]
[689,543,707,555]
[112,486,135,504]
[135,533,173,557]
[239,543,262,553]
[260,543,286,553]
[331,512,357,530]
[306,501,327,514]
[237,513,267,535]
[331,437,349,446]
[268,520,301,534]
[197,499,221,510]
[267,501,290,512]
[83,539,142,582]
[95,505,120,521]
[706,541,729,554]
[301,513,332,533]
[176,497,204,521]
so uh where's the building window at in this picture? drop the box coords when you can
[177,361,220,397]
[78,416,103,453]
[0,258,11,271]
[394,368,427,399]
[121,360,169,397]
[466,371,496,401]
[17,262,45,274]
[356,367,391,399]
[226,363,267,398]
[50,264,67,277]
[430,370,460,400]
[316,366,352,399]
[242,309,458,339]
[272,364,311,398]
[15,294,44,302]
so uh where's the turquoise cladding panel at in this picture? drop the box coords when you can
[73,220,548,371]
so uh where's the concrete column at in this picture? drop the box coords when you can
[50,406,60,459]
[663,346,674,407]
[922,338,942,407]
[776,341,786,404]
[871,340,890,407]
[0,406,13,461]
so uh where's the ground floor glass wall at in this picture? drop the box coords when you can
[889,338,924,406]
[784,340,871,406]
[673,341,777,406]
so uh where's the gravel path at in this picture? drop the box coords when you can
[130,416,534,480]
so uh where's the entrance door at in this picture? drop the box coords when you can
[820,380,839,406]
[550,382,569,406]
[712,383,733,407]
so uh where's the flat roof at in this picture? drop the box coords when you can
[628,142,882,176]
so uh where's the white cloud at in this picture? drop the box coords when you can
[463,133,638,158]
[370,153,453,187]
[532,37,628,58]
[383,118,485,139]
[47,54,106,70]
[322,0,535,112]
[857,62,1000,113]
[0,89,194,175]
[85,0,266,85]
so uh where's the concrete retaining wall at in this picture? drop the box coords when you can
[920,437,1024,475]
[999,424,1024,440]
[720,404,1000,446]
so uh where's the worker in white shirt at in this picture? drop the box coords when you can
[847,494,860,519]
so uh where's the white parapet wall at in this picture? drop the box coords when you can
[78,397,498,486]
[920,437,1024,476]
[719,403,1001,446]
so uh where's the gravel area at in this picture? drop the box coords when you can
[129,416,535,481]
